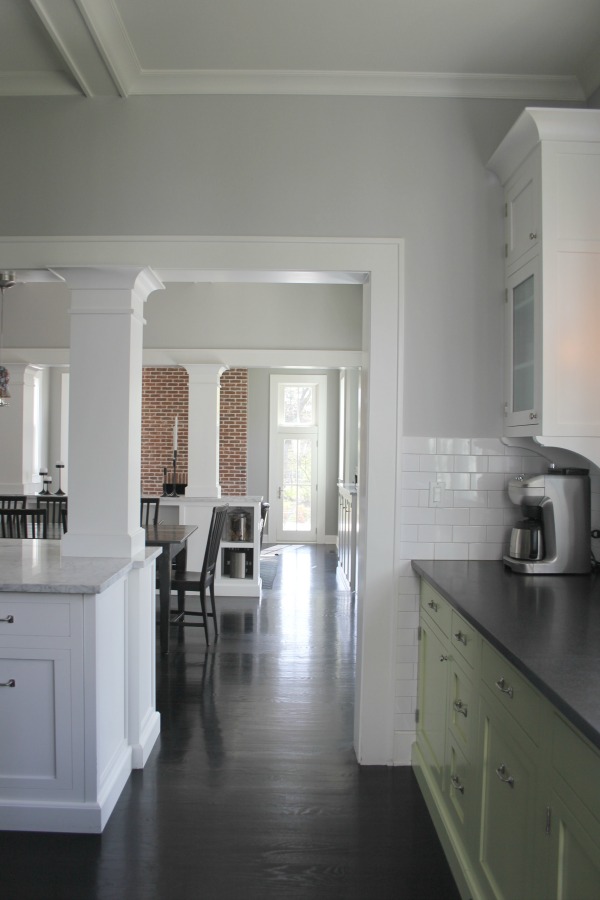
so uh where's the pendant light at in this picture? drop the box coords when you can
[0,271,15,407]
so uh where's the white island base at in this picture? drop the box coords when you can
[0,540,160,833]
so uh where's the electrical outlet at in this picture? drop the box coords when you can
[429,480,445,506]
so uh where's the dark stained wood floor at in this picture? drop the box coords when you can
[0,545,459,900]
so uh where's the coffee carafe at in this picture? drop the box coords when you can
[504,467,591,574]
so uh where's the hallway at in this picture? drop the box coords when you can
[1,545,458,899]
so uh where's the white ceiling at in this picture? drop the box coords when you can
[2,0,600,102]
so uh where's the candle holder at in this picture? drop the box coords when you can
[55,463,66,495]
[162,452,179,497]
[38,469,48,494]
[41,478,52,496]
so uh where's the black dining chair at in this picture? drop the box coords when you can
[140,497,161,527]
[169,504,229,643]
[0,495,27,509]
[36,496,68,535]
[0,508,47,538]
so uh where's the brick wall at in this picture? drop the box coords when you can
[140,367,248,496]
[219,369,248,495]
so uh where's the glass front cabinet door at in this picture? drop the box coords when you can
[505,256,541,431]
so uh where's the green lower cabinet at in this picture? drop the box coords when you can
[477,697,541,900]
[544,788,600,899]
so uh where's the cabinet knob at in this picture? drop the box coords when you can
[427,599,438,612]
[454,630,467,645]
[529,412,538,420]
[529,232,537,240]
[440,654,449,662]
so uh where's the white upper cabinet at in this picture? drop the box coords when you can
[488,108,600,459]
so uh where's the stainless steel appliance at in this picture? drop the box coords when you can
[504,467,591,574]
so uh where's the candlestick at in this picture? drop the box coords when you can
[55,462,66,495]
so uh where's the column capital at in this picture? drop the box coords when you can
[52,266,164,300]
[183,364,228,385]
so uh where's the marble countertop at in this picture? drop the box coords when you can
[0,539,142,594]
[412,560,600,750]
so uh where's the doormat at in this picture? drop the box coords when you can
[260,556,280,590]
[260,544,303,557]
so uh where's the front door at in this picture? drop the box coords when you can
[268,375,327,544]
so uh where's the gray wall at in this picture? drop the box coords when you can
[248,368,341,537]
[0,93,555,439]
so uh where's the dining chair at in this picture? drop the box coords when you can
[169,504,229,643]
[140,497,160,527]
[36,496,68,535]
[0,508,48,538]
[0,495,27,509]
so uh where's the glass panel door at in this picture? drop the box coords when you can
[278,434,317,541]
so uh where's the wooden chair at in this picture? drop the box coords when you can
[140,497,160,527]
[0,495,27,509]
[170,504,229,643]
[0,508,47,538]
[36,496,68,534]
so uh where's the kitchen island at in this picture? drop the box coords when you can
[0,539,161,833]
[412,559,600,900]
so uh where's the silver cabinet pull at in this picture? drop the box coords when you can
[427,599,438,612]
[495,764,514,787]
[495,677,514,699]
[0,614,14,623]
[450,775,464,794]
[529,232,538,240]
[0,678,15,687]
[529,412,538,420]
[454,630,467,645]
[440,654,448,662]
[453,699,468,717]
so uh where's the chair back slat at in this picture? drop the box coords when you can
[0,508,48,538]
[36,496,68,530]
[202,505,229,580]
[0,495,27,509]
[140,497,160,527]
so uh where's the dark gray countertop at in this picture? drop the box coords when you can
[412,560,600,750]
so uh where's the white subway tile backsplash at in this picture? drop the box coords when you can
[470,473,506,491]
[402,471,433,491]
[402,436,437,454]
[486,525,511,543]
[401,489,421,507]
[420,454,454,472]
[419,524,453,543]
[488,455,528,474]
[438,438,471,455]
[471,438,506,455]
[401,541,434,560]
[401,507,436,525]
[435,508,470,525]
[434,542,469,559]
[469,507,504,526]
[400,524,419,542]
[454,455,489,473]
[402,453,421,471]
[469,542,504,560]
[453,490,488,508]
[487,491,513,508]
[453,525,487,543]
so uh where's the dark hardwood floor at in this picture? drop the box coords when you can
[1,545,459,900]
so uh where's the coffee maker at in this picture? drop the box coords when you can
[503,467,591,574]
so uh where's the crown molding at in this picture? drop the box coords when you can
[122,68,585,102]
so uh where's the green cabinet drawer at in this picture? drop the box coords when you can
[481,640,541,746]
[450,609,479,670]
[420,582,451,637]
[448,658,475,758]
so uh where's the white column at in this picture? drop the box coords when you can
[184,364,227,498]
[58,267,164,558]
[0,364,39,494]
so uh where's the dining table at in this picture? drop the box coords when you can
[144,522,198,655]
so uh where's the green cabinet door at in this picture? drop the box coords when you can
[417,615,449,791]
[478,698,540,900]
[545,789,600,899]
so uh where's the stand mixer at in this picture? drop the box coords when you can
[503,467,591,574]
